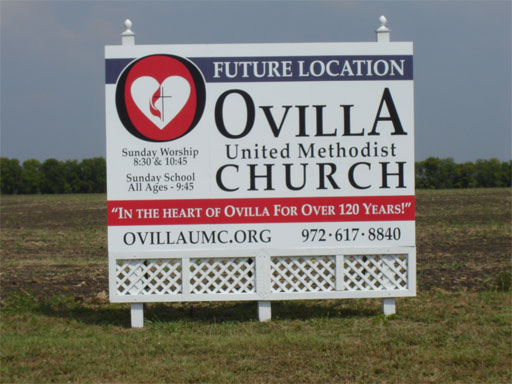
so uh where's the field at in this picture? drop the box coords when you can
[1,189,511,383]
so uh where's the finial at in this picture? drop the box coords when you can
[376,15,390,42]
[122,19,134,35]
[379,15,387,28]
[121,18,135,46]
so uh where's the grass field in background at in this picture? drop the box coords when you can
[1,189,511,383]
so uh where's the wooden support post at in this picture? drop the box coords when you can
[382,298,396,316]
[258,301,271,322]
[131,303,144,328]
[255,253,271,321]
[122,19,140,329]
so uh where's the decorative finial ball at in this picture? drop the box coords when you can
[379,15,387,26]
[124,19,132,30]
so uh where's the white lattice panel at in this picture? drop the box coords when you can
[271,256,336,293]
[110,249,414,302]
[343,254,408,291]
[189,257,255,294]
[116,259,182,295]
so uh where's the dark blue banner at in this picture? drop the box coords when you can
[106,55,412,84]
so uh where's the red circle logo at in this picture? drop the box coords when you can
[116,55,206,142]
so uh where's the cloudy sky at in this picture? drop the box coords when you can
[1,0,510,163]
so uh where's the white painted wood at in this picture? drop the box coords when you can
[119,20,136,332]
[258,301,271,322]
[376,15,390,42]
[125,260,145,295]
[182,257,191,294]
[110,246,407,260]
[120,259,182,295]
[190,257,255,294]
[131,303,144,327]
[121,19,135,46]
[256,253,271,298]
[382,298,396,316]
[108,257,117,299]
[408,248,417,295]
[335,255,344,291]
[110,289,413,303]
[271,256,335,293]
[111,249,415,303]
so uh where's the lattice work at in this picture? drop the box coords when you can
[343,254,408,291]
[271,256,335,293]
[116,259,182,295]
[189,257,255,294]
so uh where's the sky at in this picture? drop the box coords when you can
[1,0,510,163]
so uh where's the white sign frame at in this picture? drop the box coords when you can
[105,18,415,327]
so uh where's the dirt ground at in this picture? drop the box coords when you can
[1,189,510,301]
[415,188,511,291]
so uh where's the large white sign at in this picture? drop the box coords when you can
[105,42,414,254]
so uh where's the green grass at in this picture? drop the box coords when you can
[1,290,510,383]
[1,189,511,383]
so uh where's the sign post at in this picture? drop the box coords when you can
[105,17,415,327]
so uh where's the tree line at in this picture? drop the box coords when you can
[415,157,511,189]
[0,158,106,194]
[0,156,510,194]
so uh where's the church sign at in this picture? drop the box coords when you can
[105,18,415,326]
